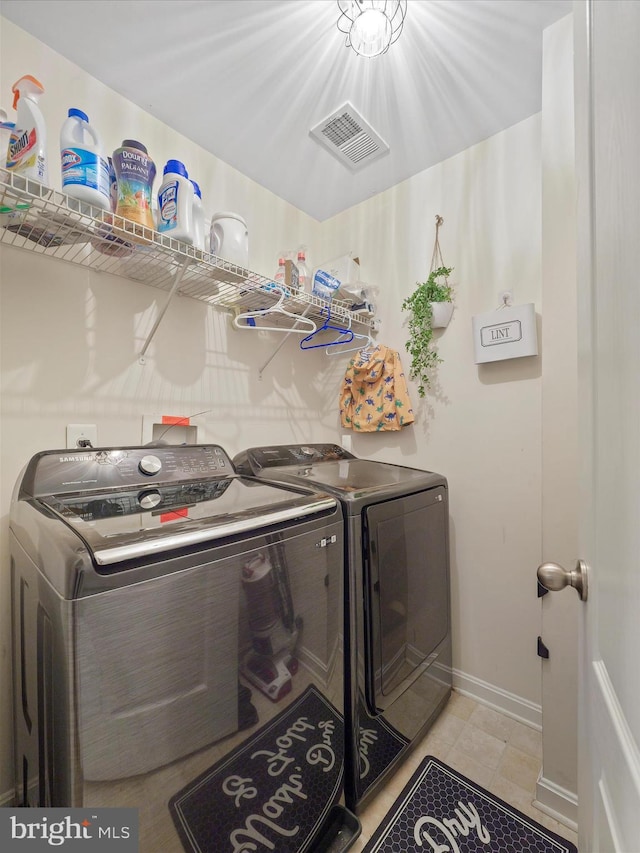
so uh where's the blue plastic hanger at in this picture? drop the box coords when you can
[299,305,354,350]
[325,330,375,356]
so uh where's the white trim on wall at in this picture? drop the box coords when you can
[452,667,542,730]
[535,773,579,830]
[453,666,579,828]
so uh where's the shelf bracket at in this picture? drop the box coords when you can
[256,303,315,380]
[138,257,191,364]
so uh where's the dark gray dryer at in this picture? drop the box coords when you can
[10,444,360,852]
[233,443,452,812]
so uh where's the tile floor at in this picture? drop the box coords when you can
[351,689,579,851]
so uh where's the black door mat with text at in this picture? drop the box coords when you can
[362,755,578,853]
[355,697,410,802]
[169,685,345,853]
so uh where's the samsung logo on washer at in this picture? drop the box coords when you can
[59,455,94,463]
[2,808,138,850]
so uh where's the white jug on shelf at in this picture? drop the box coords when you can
[209,211,248,267]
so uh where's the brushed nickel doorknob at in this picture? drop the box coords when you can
[537,559,588,601]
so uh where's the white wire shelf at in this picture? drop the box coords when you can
[0,168,376,358]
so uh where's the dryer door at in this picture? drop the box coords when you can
[364,487,449,713]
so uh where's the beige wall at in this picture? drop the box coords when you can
[322,113,543,712]
[0,14,575,808]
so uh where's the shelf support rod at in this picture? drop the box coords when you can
[138,257,191,364]
[257,303,314,380]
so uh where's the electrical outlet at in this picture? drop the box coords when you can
[66,424,98,449]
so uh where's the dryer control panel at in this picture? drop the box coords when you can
[234,443,355,474]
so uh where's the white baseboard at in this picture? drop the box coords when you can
[451,667,542,730]
[451,668,579,829]
[535,773,578,831]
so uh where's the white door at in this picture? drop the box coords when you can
[573,1,640,849]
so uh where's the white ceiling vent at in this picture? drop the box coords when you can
[310,103,389,171]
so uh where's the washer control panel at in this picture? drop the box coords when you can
[21,445,234,498]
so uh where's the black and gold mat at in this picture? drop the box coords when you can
[362,755,578,853]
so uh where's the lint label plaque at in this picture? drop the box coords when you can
[480,319,523,347]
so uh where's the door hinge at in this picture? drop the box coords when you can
[537,636,550,659]
[537,580,549,598]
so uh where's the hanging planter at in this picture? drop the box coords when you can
[401,216,455,397]
[430,299,455,329]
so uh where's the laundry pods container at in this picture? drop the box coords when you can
[157,159,193,243]
[209,212,248,267]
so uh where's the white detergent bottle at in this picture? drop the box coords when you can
[0,109,23,216]
[60,108,111,212]
[157,159,193,243]
[6,75,48,186]
[191,180,205,251]
[0,109,15,166]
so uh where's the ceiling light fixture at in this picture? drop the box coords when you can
[337,0,407,58]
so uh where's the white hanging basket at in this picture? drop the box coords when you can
[430,301,454,329]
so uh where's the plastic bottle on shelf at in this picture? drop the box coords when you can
[157,159,193,243]
[0,109,28,220]
[274,257,286,290]
[297,249,311,294]
[6,75,48,186]
[112,139,156,229]
[60,108,111,212]
[107,157,117,211]
[0,109,15,167]
[191,180,205,251]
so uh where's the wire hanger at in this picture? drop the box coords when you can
[299,305,354,350]
[233,287,317,334]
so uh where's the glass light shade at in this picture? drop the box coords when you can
[337,1,407,58]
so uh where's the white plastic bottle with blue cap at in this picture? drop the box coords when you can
[60,108,111,212]
[191,180,205,251]
[157,159,193,243]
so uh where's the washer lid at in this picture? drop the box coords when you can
[40,477,336,567]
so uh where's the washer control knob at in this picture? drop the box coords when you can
[139,454,162,476]
[138,489,162,510]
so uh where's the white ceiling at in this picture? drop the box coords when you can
[1,0,572,221]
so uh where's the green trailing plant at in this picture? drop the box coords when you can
[401,266,454,397]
